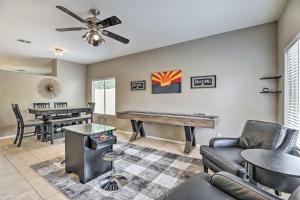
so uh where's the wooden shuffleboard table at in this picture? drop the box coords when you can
[117,111,219,154]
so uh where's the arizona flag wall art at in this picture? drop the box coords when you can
[152,70,182,94]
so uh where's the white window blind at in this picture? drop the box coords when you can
[284,39,300,149]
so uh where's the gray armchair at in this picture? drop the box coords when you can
[200,120,298,179]
[162,171,300,200]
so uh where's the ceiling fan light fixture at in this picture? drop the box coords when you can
[92,39,100,47]
[82,32,90,40]
[55,6,129,46]
[83,31,104,46]
[87,37,94,44]
[93,34,100,41]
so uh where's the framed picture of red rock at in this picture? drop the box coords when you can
[152,70,182,94]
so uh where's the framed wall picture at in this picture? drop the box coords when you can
[191,75,216,89]
[131,80,146,91]
[152,70,182,94]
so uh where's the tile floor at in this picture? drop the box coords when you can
[0,131,201,200]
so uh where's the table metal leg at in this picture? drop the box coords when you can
[191,127,196,146]
[130,120,145,142]
[130,120,138,142]
[247,162,257,186]
[184,126,196,154]
[138,121,145,137]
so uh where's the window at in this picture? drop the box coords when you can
[92,78,116,115]
[284,37,300,149]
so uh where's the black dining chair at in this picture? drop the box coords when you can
[33,102,50,108]
[33,102,50,136]
[54,102,67,108]
[53,102,69,118]
[33,102,50,118]
[87,102,95,109]
[53,102,69,130]
[12,104,44,147]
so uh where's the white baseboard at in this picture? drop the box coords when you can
[0,135,15,140]
[116,130,200,148]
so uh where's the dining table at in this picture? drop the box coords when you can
[28,106,93,141]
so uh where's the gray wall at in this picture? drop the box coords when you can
[0,59,86,136]
[87,23,278,145]
[277,0,300,123]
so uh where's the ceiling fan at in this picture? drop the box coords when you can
[55,6,129,46]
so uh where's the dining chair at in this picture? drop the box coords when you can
[12,104,44,147]
[87,102,96,109]
[33,102,50,136]
[53,102,69,130]
[54,102,68,108]
[33,102,50,118]
[33,102,50,108]
[86,102,96,123]
[53,102,69,118]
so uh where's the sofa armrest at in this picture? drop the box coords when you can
[210,172,282,200]
[209,137,239,148]
[275,128,299,154]
[290,185,300,200]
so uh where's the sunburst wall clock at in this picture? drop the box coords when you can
[152,70,182,94]
[37,78,61,99]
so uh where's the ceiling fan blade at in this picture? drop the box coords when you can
[56,6,85,23]
[101,30,129,44]
[56,27,87,32]
[97,16,121,28]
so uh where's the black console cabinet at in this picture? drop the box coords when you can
[64,123,117,183]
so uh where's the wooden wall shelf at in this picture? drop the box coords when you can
[259,75,282,80]
[259,75,282,94]
[259,91,282,94]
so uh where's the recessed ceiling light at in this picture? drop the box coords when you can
[16,39,32,44]
[54,48,64,56]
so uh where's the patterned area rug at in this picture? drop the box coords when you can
[31,143,203,200]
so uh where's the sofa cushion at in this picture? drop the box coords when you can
[162,173,235,200]
[238,120,282,150]
[200,145,246,178]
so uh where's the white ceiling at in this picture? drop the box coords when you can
[0,0,288,64]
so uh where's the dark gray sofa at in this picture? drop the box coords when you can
[200,120,298,179]
[162,171,300,200]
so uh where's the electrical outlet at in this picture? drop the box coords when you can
[217,132,222,137]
